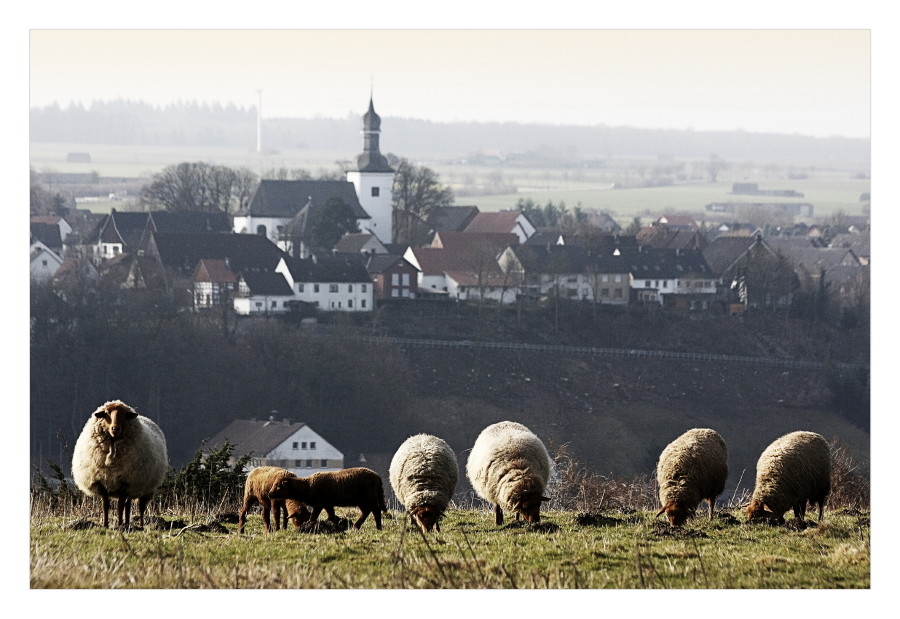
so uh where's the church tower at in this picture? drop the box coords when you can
[346,97,395,244]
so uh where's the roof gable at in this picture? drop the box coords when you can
[204,418,309,459]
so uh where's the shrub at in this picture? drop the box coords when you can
[828,438,870,511]
[548,444,655,512]
[156,441,251,515]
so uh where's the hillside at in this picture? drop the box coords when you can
[333,303,870,497]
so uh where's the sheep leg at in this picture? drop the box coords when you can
[137,495,150,528]
[707,498,715,519]
[354,508,371,529]
[122,497,133,529]
[260,497,273,532]
[116,495,127,528]
[95,485,111,528]
[323,506,339,523]
[371,505,382,530]
[238,496,257,534]
[494,504,504,526]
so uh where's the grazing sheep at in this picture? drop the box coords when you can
[466,421,551,525]
[747,431,832,524]
[389,434,459,533]
[237,466,310,534]
[71,400,169,529]
[268,467,387,530]
[655,428,728,526]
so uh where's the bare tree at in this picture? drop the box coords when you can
[388,155,454,245]
[139,162,256,214]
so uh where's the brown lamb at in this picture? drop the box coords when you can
[238,466,310,534]
[268,467,387,530]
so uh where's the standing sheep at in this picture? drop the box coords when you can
[71,400,169,529]
[237,466,310,534]
[655,428,728,526]
[466,421,551,525]
[747,431,832,524]
[268,467,387,530]
[389,434,458,533]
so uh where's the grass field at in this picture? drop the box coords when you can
[30,505,870,589]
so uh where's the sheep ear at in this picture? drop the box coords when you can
[93,410,110,420]
[656,507,667,517]
[540,496,550,502]
[121,406,138,419]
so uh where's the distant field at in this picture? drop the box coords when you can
[30,142,870,222]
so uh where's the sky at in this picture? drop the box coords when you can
[28,28,872,139]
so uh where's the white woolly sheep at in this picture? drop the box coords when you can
[71,400,169,529]
[268,467,387,530]
[389,434,459,533]
[466,421,551,525]
[655,428,728,526]
[237,466,310,534]
[747,430,832,524]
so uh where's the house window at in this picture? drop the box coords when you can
[614,288,623,298]
[663,281,668,288]
[348,299,353,308]
[645,281,651,288]
[298,284,304,293]
[348,284,353,292]
[292,442,299,450]
[271,300,277,308]
[602,274,609,283]
[301,442,307,449]
[256,225,267,236]
[392,289,399,297]
[392,273,400,285]
[371,187,380,197]
[601,288,609,297]
[615,274,622,283]
[306,460,313,468]
[314,284,320,293]
[361,299,367,308]
[402,273,410,285]
[310,441,316,449]
[330,284,338,293]
[321,459,328,467]
[255,301,263,308]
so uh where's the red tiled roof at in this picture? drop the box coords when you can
[464,211,523,234]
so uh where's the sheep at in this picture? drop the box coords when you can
[747,430,832,524]
[655,428,728,526]
[71,400,169,529]
[237,466,311,534]
[466,421,551,525]
[389,434,459,533]
[268,467,387,530]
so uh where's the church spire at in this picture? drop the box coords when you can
[356,96,393,173]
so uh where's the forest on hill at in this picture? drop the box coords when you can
[29,99,871,168]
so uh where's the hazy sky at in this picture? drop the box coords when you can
[29,29,871,139]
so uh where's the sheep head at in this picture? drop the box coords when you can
[747,500,784,524]
[269,477,306,501]
[514,494,549,523]
[657,502,692,527]
[94,400,138,439]
[409,505,442,533]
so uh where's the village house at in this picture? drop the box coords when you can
[204,417,344,477]
[463,210,536,244]
[627,247,717,309]
[193,258,239,310]
[30,239,64,282]
[275,254,374,313]
[364,254,420,300]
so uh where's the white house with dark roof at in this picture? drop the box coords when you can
[276,254,374,312]
[205,417,344,476]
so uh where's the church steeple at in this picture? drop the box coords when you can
[355,97,393,173]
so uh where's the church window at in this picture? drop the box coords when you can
[371,187,380,197]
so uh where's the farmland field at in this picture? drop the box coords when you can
[30,506,870,589]
[29,142,870,224]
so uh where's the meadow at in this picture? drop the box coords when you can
[30,502,870,589]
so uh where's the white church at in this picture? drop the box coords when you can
[233,97,396,254]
